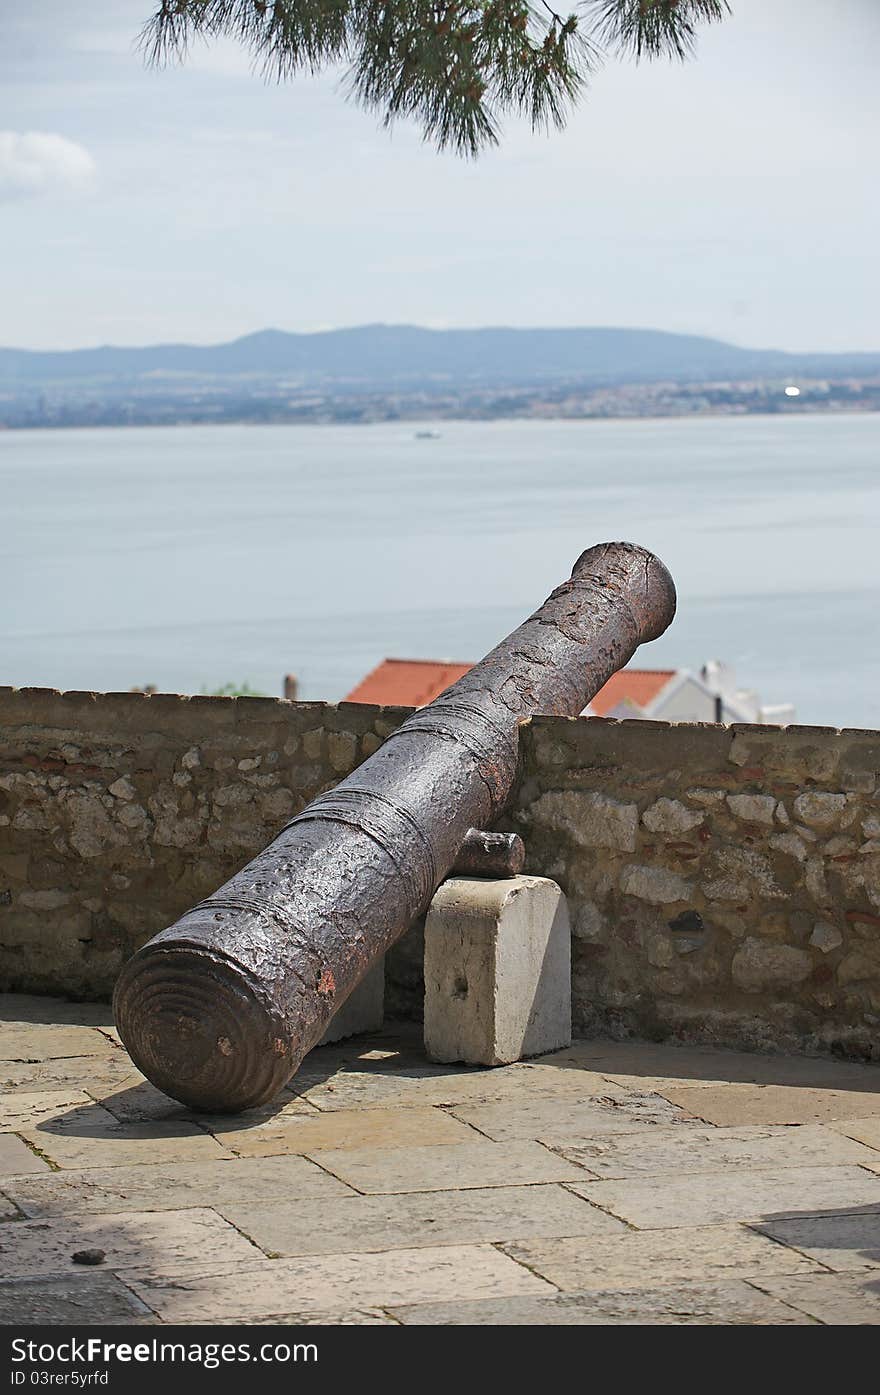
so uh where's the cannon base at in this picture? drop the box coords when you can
[423,875,572,1066]
[316,875,572,1069]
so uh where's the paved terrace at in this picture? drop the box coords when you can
[1,993,880,1326]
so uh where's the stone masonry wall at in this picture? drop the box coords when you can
[508,716,880,1060]
[0,688,409,999]
[2,687,880,1060]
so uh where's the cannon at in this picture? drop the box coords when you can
[114,542,675,1112]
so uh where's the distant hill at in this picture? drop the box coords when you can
[2,324,879,390]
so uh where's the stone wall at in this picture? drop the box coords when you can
[508,716,880,1060]
[2,687,880,1060]
[0,687,409,998]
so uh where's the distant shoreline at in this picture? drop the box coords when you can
[2,402,879,433]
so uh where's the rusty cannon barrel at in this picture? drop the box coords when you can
[114,542,676,1112]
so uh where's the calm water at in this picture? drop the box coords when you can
[2,415,879,727]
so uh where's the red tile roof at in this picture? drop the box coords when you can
[344,658,473,708]
[587,668,676,716]
[344,658,677,715]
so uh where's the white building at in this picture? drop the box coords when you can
[584,660,795,725]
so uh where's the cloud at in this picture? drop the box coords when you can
[0,131,96,201]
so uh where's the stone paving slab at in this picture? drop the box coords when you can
[126,1244,554,1321]
[752,1273,880,1324]
[0,1189,19,1218]
[755,1212,880,1272]
[0,995,115,1028]
[222,1182,621,1257]
[296,1062,613,1112]
[0,1089,94,1132]
[389,1281,816,1325]
[292,1028,426,1076]
[0,1207,264,1279]
[555,1124,880,1179]
[571,1166,880,1230]
[0,1055,145,1096]
[539,1041,880,1095]
[0,1274,157,1325]
[655,1083,880,1127]
[309,1139,586,1194]
[20,1103,232,1169]
[828,1117,880,1153]
[84,1079,208,1124]
[211,1105,479,1157]
[0,1133,50,1177]
[2,1155,354,1218]
[449,1090,696,1144]
[502,1222,822,1290]
[94,1026,124,1048]
[214,1310,397,1325]
[293,1035,427,1079]
[90,1079,317,1127]
[0,1024,119,1062]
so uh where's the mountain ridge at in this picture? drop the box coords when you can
[2,324,879,389]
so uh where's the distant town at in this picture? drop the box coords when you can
[3,374,879,430]
[3,324,879,429]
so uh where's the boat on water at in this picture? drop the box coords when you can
[414,429,441,439]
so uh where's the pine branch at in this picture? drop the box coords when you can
[139,0,731,155]
[584,1,732,61]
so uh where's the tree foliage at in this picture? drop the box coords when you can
[142,1,731,156]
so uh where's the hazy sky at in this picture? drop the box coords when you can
[2,0,878,351]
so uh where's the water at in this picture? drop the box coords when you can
[1,415,878,727]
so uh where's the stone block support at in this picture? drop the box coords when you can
[423,876,572,1066]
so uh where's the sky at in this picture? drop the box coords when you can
[2,0,878,352]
